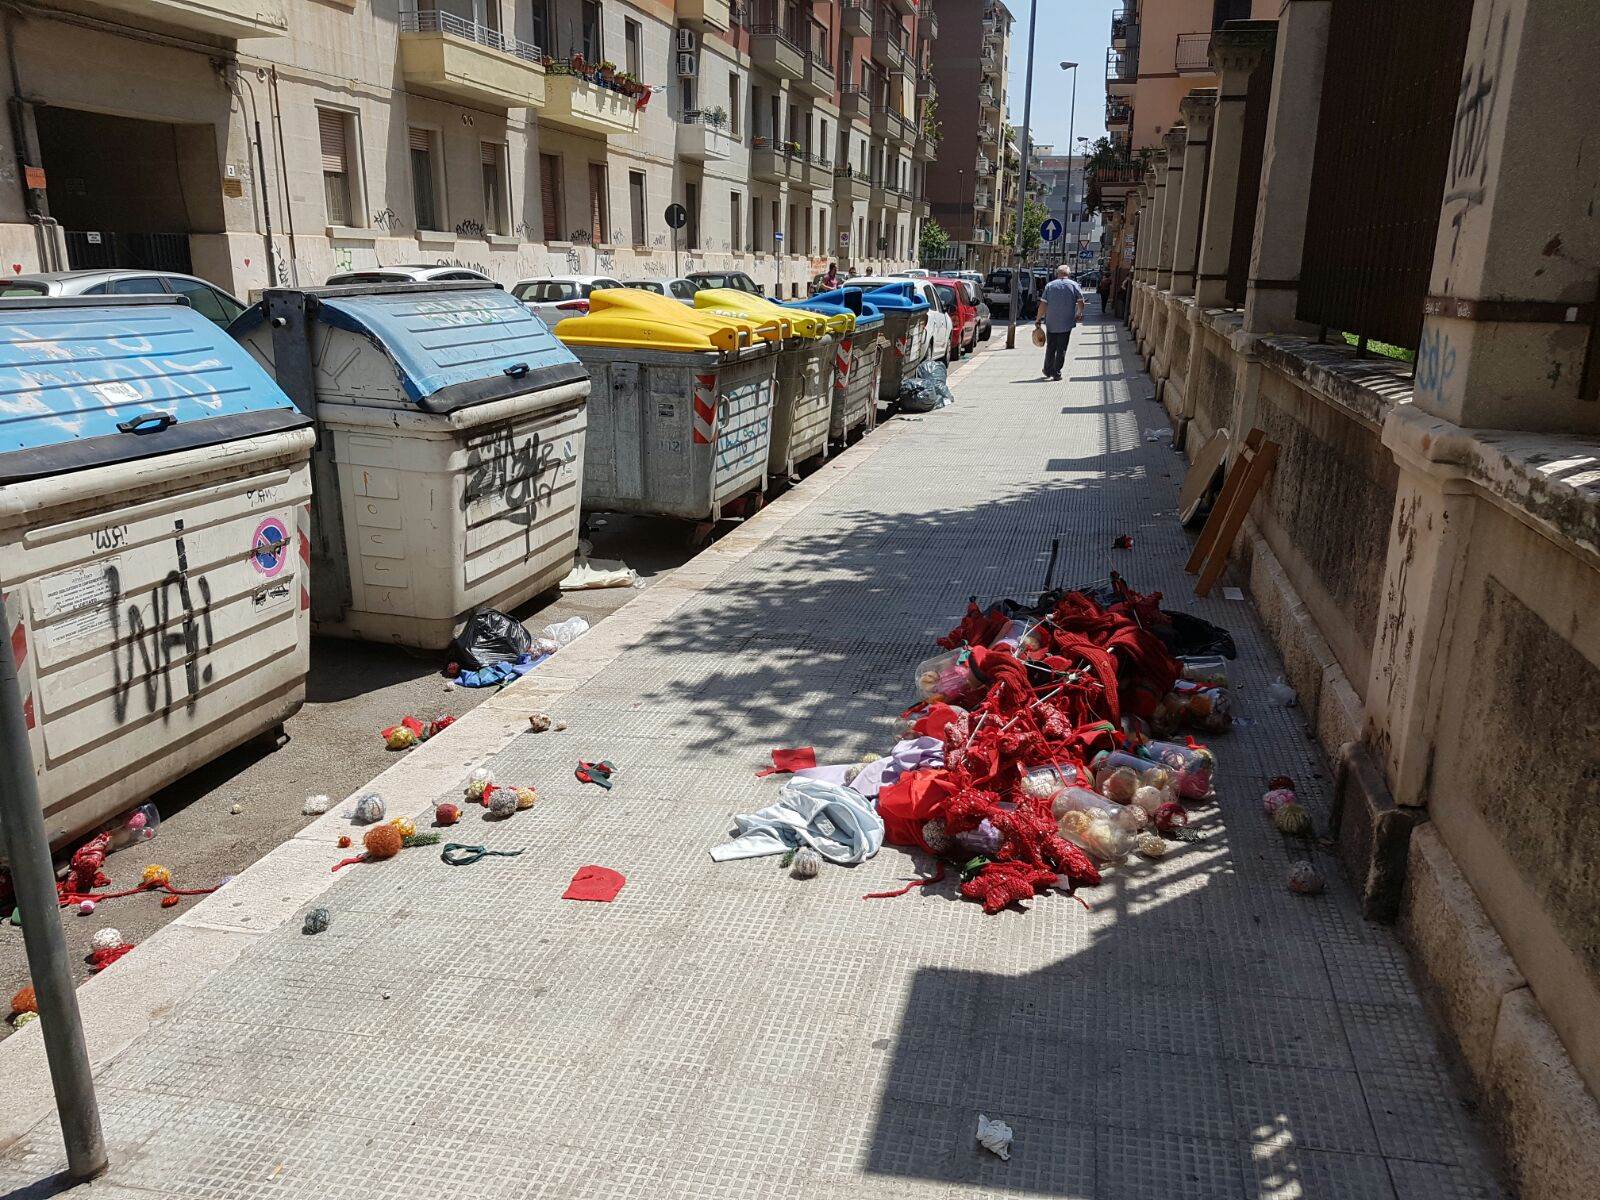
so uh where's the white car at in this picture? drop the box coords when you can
[0,269,247,327]
[510,274,624,327]
[620,277,698,305]
[847,275,955,365]
[325,264,494,286]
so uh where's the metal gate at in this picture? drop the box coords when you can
[64,231,192,274]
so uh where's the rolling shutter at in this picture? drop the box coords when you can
[408,127,431,153]
[318,109,347,173]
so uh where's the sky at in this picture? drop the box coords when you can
[1003,0,1117,155]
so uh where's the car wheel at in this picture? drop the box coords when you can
[980,326,991,342]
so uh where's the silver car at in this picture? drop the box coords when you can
[509,275,625,328]
[620,277,699,305]
[0,269,247,327]
[324,264,494,286]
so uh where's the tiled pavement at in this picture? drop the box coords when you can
[0,315,1508,1199]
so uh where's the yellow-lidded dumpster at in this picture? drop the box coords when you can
[232,283,590,648]
[0,296,314,845]
[555,291,779,521]
[695,289,839,480]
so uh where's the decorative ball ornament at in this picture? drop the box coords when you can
[352,793,386,824]
[527,712,553,733]
[921,817,952,855]
[1262,788,1296,817]
[90,928,123,953]
[77,900,96,916]
[1135,832,1168,858]
[466,768,495,800]
[12,1010,39,1029]
[362,824,404,860]
[9,984,37,1016]
[1132,785,1166,816]
[434,802,461,826]
[1272,802,1314,837]
[389,817,417,840]
[487,789,518,820]
[337,835,353,849]
[302,907,332,934]
[385,725,418,750]
[1287,861,1325,895]
[140,864,171,889]
[791,847,822,879]
[1100,767,1139,804]
[513,787,538,811]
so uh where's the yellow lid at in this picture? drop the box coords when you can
[693,289,834,339]
[554,288,769,352]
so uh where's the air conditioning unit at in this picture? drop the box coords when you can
[677,51,698,78]
[676,27,697,51]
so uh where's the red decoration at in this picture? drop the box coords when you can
[9,984,36,1016]
[562,865,626,903]
[755,747,817,777]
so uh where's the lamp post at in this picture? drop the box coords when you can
[1076,134,1090,259]
[1060,61,1080,264]
[1005,0,1038,349]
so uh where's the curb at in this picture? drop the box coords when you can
[0,349,987,1153]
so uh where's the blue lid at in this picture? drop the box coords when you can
[860,282,930,313]
[789,291,885,329]
[234,286,583,411]
[0,297,307,479]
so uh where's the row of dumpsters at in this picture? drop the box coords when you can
[0,279,933,844]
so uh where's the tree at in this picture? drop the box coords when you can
[1000,196,1052,261]
[919,219,950,263]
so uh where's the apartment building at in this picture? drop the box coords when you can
[926,0,1011,269]
[0,0,932,300]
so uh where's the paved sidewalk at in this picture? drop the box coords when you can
[1,316,1506,1200]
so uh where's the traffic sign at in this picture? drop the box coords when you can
[664,203,687,229]
[1040,218,1063,242]
[775,231,784,242]
[1078,248,1095,260]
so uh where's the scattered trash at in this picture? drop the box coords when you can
[756,746,817,777]
[11,1011,38,1030]
[1222,586,1246,601]
[1262,788,1296,817]
[87,940,134,972]
[487,790,519,820]
[562,865,627,903]
[575,760,617,789]
[864,864,946,900]
[350,793,386,824]
[332,825,440,871]
[77,900,96,916]
[381,715,455,748]
[389,817,417,839]
[442,843,526,866]
[560,558,638,590]
[790,847,823,879]
[1268,676,1299,707]
[1135,832,1168,858]
[899,360,956,412]
[1178,655,1229,686]
[976,1114,1014,1160]
[1150,680,1232,736]
[1287,861,1325,895]
[89,928,123,953]
[302,794,332,816]
[466,768,495,801]
[540,616,590,648]
[455,655,548,688]
[434,802,461,827]
[6,908,19,927]
[337,836,352,849]
[528,712,554,733]
[229,803,244,816]
[1272,802,1314,837]
[160,895,180,909]
[106,803,161,850]
[302,907,331,935]
[450,607,535,670]
[1112,534,1135,549]
[712,778,885,865]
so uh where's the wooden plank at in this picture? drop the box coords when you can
[1178,427,1231,526]
[1185,428,1264,574]
[1195,439,1279,597]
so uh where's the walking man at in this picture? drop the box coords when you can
[1035,265,1086,381]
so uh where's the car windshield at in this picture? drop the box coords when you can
[985,271,1010,287]
[516,281,575,302]
[933,284,958,308]
[0,282,49,298]
[328,272,404,285]
[626,281,664,293]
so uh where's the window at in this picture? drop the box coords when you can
[481,142,509,236]
[729,191,741,251]
[588,162,609,244]
[819,118,829,161]
[670,279,697,300]
[531,0,553,53]
[168,277,243,325]
[787,203,798,253]
[581,0,603,62]
[409,127,443,232]
[318,107,356,227]
[803,206,812,255]
[540,154,563,241]
[628,171,646,246]
[728,73,741,134]
[107,277,167,295]
[685,181,700,250]
[771,199,780,253]
[769,95,781,141]
[1213,0,1251,27]
[624,18,641,76]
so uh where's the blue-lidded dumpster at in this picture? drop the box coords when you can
[860,283,930,400]
[232,282,590,648]
[0,296,314,845]
[791,289,887,439]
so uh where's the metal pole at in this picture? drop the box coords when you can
[1005,0,1038,349]
[1066,64,1080,262]
[0,595,106,1182]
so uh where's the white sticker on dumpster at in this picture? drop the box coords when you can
[35,558,120,650]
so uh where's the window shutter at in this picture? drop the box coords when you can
[540,155,560,242]
[481,141,499,166]
[319,109,347,173]
[408,127,431,153]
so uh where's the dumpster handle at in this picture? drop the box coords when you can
[502,362,530,379]
[115,411,177,435]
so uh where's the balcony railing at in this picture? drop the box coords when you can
[1106,98,1132,126]
[1106,46,1137,83]
[921,5,938,40]
[400,8,541,64]
[1175,32,1212,73]
[1110,6,1136,46]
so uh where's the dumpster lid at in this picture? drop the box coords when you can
[858,282,930,313]
[235,284,587,414]
[788,292,884,330]
[0,295,310,484]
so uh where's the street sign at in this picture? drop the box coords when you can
[1040,218,1063,243]
[1078,248,1095,260]
[775,231,784,242]
[840,230,851,246]
[664,203,687,229]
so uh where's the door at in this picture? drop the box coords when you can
[685,181,700,250]
[587,163,609,244]
[540,154,563,242]
[628,171,646,247]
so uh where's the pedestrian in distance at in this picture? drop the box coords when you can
[822,261,841,290]
[1035,265,1086,381]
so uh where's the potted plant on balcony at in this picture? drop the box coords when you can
[568,51,588,78]
[704,105,727,128]
[596,60,617,84]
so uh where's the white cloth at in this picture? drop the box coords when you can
[709,778,885,865]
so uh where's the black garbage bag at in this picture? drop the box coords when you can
[449,607,534,670]
[899,360,955,413]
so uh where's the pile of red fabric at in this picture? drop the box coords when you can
[882,580,1183,913]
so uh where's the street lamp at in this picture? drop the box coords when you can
[1060,61,1080,266]
[1006,0,1038,349]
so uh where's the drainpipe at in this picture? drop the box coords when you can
[3,8,61,270]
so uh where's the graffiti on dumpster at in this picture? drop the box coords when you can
[462,426,568,529]
[107,519,215,724]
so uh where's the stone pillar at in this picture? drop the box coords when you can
[1196,21,1278,307]
[1243,0,1331,334]
[1155,126,1187,290]
[1170,91,1217,296]
[1144,161,1169,285]
[1417,0,1600,434]
[1134,178,1155,282]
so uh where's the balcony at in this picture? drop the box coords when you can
[399,10,546,110]
[798,47,835,97]
[802,153,834,191]
[978,86,999,117]
[676,111,735,161]
[974,187,994,211]
[88,0,286,38]
[838,87,872,127]
[978,123,998,148]
[676,0,731,31]
[920,6,938,41]
[872,30,912,78]
[885,0,916,13]
[841,0,871,38]
[913,131,937,162]
[1106,98,1132,129]
[1106,46,1138,94]
[834,166,872,203]
[871,105,915,148]
[1175,32,1212,74]
[751,141,803,184]
[913,196,930,219]
[1111,6,1136,49]
[542,72,641,137]
[868,179,889,210]
[884,184,912,213]
[975,153,993,174]
[916,70,935,99]
[750,24,806,80]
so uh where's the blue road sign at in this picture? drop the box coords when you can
[1040,218,1063,242]
[1078,248,1095,260]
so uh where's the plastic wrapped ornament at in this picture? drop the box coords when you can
[1262,788,1296,818]
[465,768,496,801]
[791,847,822,879]
[487,789,518,820]
[90,928,123,953]
[954,818,1002,856]
[434,802,461,827]
[512,787,538,811]
[385,725,418,750]
[389,817,417,840]
[302,794,332,816]
[1098,766,1140,804]
[140,864,171,888]
[1132,785,1167,816]
[1287,861,1325,895]
[1135,832,1168,858]
[11,1010,38,1030]
[302,907,332,934]
[1113,804,1148,833]
[1020,765,1070,802]
[1272,803,1314,837]
[351,793,385,824]
[921,818,952,855]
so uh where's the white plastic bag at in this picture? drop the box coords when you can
[539,617,590,648]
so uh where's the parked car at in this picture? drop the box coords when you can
[948,278,991,342]
[983,267,1036,318]
[846,275,955,364]
[621,277,698,304]
[929,277,978,357]
[685,270,765,296]
[510,274,624,327]
[324,265,494,286]
[0,269,247,327]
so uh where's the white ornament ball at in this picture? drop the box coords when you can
[90,927,123,953]
[1132,785,1166,815]
[1135,832,1168,858]
[77,900,96,916]
[791,847,822,879]
[466,768,495,800]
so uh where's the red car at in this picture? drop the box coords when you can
[929,276,978,360]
